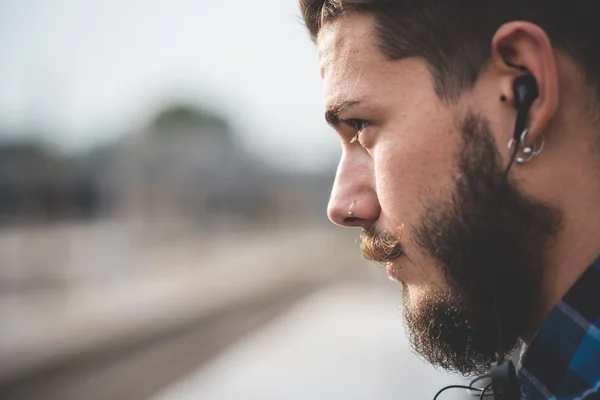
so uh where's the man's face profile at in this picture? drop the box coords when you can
[319,13,562,375]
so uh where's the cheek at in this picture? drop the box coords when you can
[373,111,459,225]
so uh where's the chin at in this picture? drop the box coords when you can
[395,264,447,301]
[401,282,435,308]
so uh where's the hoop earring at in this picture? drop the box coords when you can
[507,129,545,165]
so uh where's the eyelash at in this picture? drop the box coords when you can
[343,118,370,143]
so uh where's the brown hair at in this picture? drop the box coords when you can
[299,0,600,101]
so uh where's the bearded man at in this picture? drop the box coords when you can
[299,1,600,398]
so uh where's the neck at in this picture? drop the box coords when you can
[519,139,600,343]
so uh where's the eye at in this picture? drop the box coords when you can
[343,118,370,144]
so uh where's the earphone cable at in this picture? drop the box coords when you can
[432,138,522,399]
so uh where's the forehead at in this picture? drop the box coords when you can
[317,13,398,106]
[317,12,375,70]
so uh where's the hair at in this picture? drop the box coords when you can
[299,0,600,101]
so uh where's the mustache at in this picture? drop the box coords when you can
[360,224,405,263]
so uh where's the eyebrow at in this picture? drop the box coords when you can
[325,100,361,127]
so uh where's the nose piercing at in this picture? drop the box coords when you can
[348,201,357,218]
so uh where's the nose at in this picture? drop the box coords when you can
[327,150,380,228]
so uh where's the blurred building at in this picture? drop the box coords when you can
[95,104,275,231]
[0,141,98,227]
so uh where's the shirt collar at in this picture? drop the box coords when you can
[518,257,600,399]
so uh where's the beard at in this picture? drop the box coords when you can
[360,112,562,376]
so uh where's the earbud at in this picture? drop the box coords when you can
[513,74,539,111]
[512,74,539,141]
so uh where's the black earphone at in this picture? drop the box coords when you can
[434,74,539,400]
[512,74,539,141]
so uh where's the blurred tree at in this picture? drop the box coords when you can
[148,104,234,146]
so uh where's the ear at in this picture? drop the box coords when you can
[490,21,559,147]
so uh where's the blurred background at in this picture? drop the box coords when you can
[0,1,471,399]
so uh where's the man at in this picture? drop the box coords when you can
[298,1,600,398]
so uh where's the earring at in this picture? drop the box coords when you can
[507,129,545,165]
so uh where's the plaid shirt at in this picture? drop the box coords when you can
[518,257,600,399]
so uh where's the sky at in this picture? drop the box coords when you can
[0,0,339,171]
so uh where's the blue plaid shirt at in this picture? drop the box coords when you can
[518,257,600,399]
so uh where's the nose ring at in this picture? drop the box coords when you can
[348,201,357,218]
